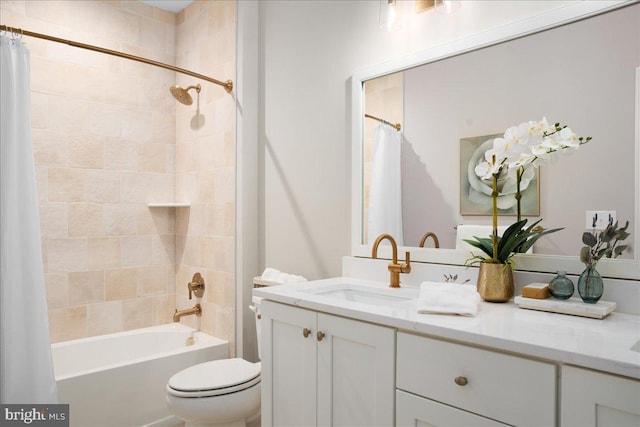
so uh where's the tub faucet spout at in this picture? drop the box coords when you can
[173,304,202,322]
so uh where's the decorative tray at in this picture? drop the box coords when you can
[514,296,616,319]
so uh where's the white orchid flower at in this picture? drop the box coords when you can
[474,146,505,179]
[558,127,580,148]
[533,117,552,135]
[542,135,562,151]
[509,152,536,168]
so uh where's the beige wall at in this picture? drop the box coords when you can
[1,0,235,344]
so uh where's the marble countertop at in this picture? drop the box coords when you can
[253,277,640,380]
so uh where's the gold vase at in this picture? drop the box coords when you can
[477,262,514,302]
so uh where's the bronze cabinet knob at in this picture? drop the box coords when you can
[454,376,468,386]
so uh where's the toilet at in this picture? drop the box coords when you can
[166,297,263,427]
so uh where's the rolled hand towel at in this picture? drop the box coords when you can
[416,281,481,317]
[261,267,282,282]
[261,268,307,283]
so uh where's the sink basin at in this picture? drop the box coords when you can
[300,282,417,307]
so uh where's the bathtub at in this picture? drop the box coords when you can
[52,323,229,427]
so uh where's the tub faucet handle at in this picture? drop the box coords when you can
[188,273,205,299]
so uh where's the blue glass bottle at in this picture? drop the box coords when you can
[548,271,574,300]
[578,265,604,304]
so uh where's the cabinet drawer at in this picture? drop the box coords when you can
[397,390,508,426]
[397,332,556,426]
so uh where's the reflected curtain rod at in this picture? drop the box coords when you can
[0,25,233,93]
[364,113,401,131]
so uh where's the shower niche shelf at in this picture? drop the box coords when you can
[147,203,191,208]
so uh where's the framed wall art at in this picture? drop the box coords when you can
[460,133,540,216]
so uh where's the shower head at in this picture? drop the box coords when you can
[170,84,201,106]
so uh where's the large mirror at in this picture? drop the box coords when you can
[351,1,640,280]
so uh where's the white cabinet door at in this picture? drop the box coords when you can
[396,390,508,427]
[261,301,396,427]
[561,365,640,427]
[261,301,317,427]
[317,313,395,427]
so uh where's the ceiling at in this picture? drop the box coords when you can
[139,0,194,13]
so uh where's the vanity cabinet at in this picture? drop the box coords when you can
[396,389,508,426]
[396,332,557,427]
[561,365,640,426]
[260,300,395,427]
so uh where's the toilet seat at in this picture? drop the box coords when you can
[167,358,261,398]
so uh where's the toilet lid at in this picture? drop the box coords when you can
[168,358,261,398]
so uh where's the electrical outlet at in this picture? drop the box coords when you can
[585,211,617,230]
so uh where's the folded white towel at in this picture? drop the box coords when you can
[261,268,307,284]
[416,281,481,317]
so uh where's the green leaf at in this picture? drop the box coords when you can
[517,227,564,253]
[582,232,597,247]
[601,232,613,243]
[497,220,529,261]
[616,230,630,241]
[580,246,591,264]
[462,238,493,259]
[601,226,617,242]
[614,245,629,257]
[523,218,543,233]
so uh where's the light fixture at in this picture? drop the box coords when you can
[434,0,461,14]
[380,0,404,32]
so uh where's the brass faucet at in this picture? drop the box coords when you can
[419,232,440,248]
[173,304,202,322]
[371,234,411,288]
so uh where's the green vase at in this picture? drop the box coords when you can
[577,265,603,304]
[548,271,574,300]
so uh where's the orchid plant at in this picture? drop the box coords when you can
[465,118,586,265]
[475,118,592,221]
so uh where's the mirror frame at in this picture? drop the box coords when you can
[351,0,640,280]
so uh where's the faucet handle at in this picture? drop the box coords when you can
[401,251,411,273]
[188,272,205,299]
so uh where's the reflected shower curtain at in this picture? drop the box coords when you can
[0,35,58,403]
[368,123,403,245]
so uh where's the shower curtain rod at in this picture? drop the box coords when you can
[364,113,401,131]
[0,25,233,93]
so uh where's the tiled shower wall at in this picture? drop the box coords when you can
[0,0,236,345]
[174,1,236,349]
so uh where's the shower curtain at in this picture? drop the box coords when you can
[368,123,404,245]
[0,34,58,404]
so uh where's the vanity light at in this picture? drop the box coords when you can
[380,0,403,31]
[434,0,461,14]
